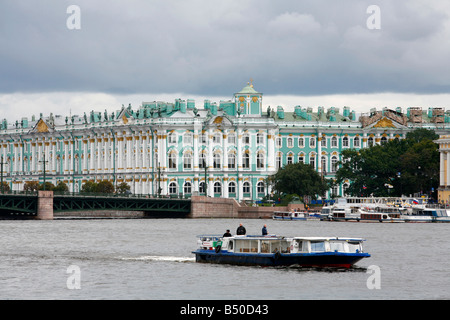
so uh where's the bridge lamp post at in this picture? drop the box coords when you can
[0,156,4,193]
[39,153,49,191]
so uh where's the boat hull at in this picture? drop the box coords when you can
[193,250,370,268]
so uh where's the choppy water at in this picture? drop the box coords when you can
[0,218,449,300]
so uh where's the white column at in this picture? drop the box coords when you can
[446,152,450,187]
[440,151,445,186]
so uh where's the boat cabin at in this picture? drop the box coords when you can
[200,236,366,255]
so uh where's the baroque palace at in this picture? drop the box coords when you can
[1,82,450,201]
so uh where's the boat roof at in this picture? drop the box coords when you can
[196,235,365,241]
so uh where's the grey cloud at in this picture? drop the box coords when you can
[0,0,449,97]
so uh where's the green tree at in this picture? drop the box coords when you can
[269,162,329,199]
[38,182,55,191]
[53,181,69,192]
[0,181,11,193]
[116,182,131,194]
[24,181,40,192]
[335,128,439,197]
[81,181,97,193]
[96,180,114,193]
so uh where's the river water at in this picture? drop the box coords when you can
[0,218,449,300]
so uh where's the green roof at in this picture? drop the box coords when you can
[237,84,260,94]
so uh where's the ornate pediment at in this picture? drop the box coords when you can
[29,118,53,134]
[360,109,408,128]
[373,117,395,128]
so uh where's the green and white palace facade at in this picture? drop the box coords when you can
[1,83,450,201]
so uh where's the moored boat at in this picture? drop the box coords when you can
[401,207,450,223]
[193,234,370,268]
[272,211,307,221]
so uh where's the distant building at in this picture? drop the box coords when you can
[1,82,449,200]
[435,135,450,203]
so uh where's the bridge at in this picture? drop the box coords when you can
[0,191,192,219]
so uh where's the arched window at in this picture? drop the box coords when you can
[256,133,264,144]
[183,181,192,194]
[169,182,177,195]
[287,152,294,165]
[184,132,193,144]
[354,136,360,148]
[257,181,265,194]
[287,137,293,148]
[343,136,349,147]
[309,137,316,148]
[228,181,236,194]
[298,137,304,148]
[243,181,251,194]
[214,181,222,195]
[276,152,282,169]
[199,152,206,168]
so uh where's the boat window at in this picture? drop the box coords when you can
[235,239,258,253]
[348,241,362,253]
[329,241,345,252]
[294,240,308,253]
[310,241,325,252]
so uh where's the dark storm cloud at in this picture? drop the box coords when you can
[0,0,449,96]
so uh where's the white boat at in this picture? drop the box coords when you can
[193,234,370,268]
[356,206,405,223]
[401,207,450,223]
[272,211,307,221]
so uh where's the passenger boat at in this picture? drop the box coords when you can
[355,206,405,223]
[272,211,307,221]
[401,207,450,223]
[193,235,370,268]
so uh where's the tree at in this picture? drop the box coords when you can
[38,182,55,191]
[24,181,40,192]
[53,181,69,192]
[116,182,131,194]
[96,180,114,193]
[269,162,329,200]
[81,181,97,193]
[0,181,11,193]
[335,128,439,197]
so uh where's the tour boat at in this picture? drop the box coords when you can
[272,211,307,221]
[193,234,370,268]
[401,207,450,223]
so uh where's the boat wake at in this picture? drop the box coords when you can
[121,255,195,263]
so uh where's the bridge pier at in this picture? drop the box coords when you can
[36,191,54,220]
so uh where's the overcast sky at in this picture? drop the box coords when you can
[1,0,450,122]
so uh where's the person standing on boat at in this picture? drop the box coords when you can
[262,224,268,236]
[223,229,232,237]
[236,223,246,235]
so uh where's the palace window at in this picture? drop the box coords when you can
[343,137,349,148]
[168,152,177,169]
[309,154,316,168]
[257,153,265,169]
[257,133,264,145]
[257,181,265,194]
[213,133,221,144]
[321,156,327,173]
[276,152,282,169]
[183,152,192,169]
[214,182,222,195]
[298,137,304,148]
[184,181,192,194]
[321,137,326,147]
[287,152,294,165]
[199,153,206,169]
[227,133,236,144]
[228,181,236,194]
[287,137,293,148]
[331,156,338,172]
[168,132,177,144]
[242,153,250,169]
[331,136,337,147]
[309,137,316,148]
[242,133,250,145]
[354,136,360,148]
[184,132,193,145]
[276,137,282,148]
[228,152,236,169]
[213,153,221,169]
[169,182,177,195]
[243,181,250,194]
